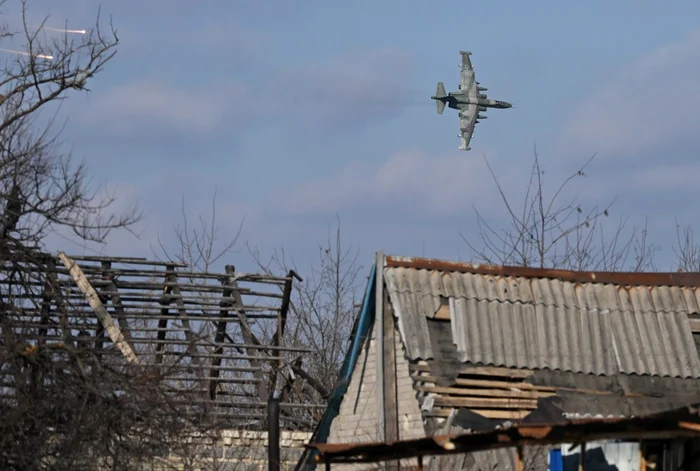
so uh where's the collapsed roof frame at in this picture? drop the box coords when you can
[0,250,326,430]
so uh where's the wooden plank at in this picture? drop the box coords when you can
[455,377,542,391]
[515,446,523,471]
[411,374,438,384]
[227,271,270,402]
[411,364,533,378]
[454,378,642,397]
[100,261,133,339]
[209,264,235,400]
[418,385,554,399]
[155,264,176,365]
[424,408,530,420]
[58,252,139,364]
[433,396,538,409]
[476,409,530,420]
[434,303,450,320]
[460,366,533,378]
[689,318,700,332]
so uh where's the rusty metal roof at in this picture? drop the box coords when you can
[384,256,700,378]
[309,404,700,465]
[386,255,700,287]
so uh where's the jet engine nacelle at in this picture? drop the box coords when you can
[478,94,487,99]
[478,114,487,119]
[478,106,487,111]
[478,87,487,91]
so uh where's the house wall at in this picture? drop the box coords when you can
[326,319,424,469]
[93,430,311,470]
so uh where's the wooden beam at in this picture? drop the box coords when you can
[432,396,538,410]
[161,270,204,388]
[434,304,450,320]
[460,366,533,378]
[410,363,535,379]
[515,446,523,471]
[383,287,399,471]
[477,409,530,420]
[155,264,176,365]
[425,409,529,420]
[58,251,139,364]
[100,261,133,339]
[226,267,270,402]
[454,377,542,390]
[689,318,700,332]
[417,385,554,399]
[209,264,235,400]
[269,270,295,396]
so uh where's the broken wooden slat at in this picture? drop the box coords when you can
[459,366,533,378]
[58,251,139,364]
[424,408,530,420]
[432,396,538,410]
[455,377,541,390]
[417,385,555,399]
[689,318,700,332]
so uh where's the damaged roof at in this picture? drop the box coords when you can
[384,255,700,378]
[310,403,700,465]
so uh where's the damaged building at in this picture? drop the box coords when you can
[299,253,700,470]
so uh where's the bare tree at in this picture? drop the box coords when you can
[0,0,140,253]
[153,189,244,274]
[248,215,363,412]
[673,222,700,272]
[0,329,206,470]
[0,3,213,469]
[153,191,331,432]
[462,147,659,271]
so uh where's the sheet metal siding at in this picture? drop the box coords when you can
[385,267,700,378]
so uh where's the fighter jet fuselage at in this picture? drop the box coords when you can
[430,51,513,151]
[440,92,512,111]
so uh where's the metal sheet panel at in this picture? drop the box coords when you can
[384,266,700,378]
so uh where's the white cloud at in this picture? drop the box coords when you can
[80,80,251,134]
[280,150,494,216]
[561,28,700,157]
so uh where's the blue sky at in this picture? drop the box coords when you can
[10,0,700,273]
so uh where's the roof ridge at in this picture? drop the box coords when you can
[385,255,700,288]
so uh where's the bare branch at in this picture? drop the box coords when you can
[462,148,658,271]
[0,0,141,251]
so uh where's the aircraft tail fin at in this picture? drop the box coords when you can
[435,81,446,114]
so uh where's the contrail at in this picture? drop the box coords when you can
[30,25,86,34]
[0,47,52,60]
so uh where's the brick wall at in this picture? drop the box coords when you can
[325,317,425,470]
[155,429,312,471]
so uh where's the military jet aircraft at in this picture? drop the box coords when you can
[431,51,512,151]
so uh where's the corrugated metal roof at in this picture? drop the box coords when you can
[384,266,700,378]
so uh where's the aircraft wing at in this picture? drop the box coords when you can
[458,105,478,151]
[459,51,476,94]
